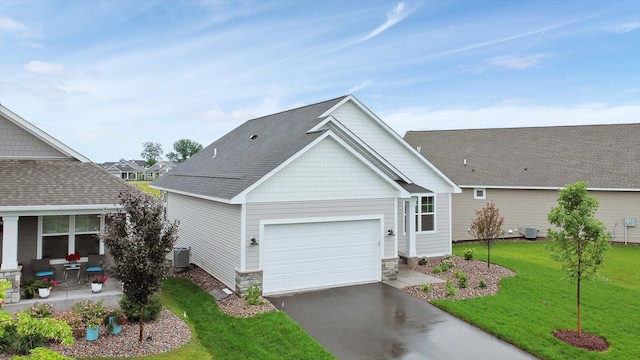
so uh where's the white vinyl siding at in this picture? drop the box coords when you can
[329,101,454,193]
[166,193,241,289]
[245,198,395,270]
[416,193,450,256]
[246,137,400,202]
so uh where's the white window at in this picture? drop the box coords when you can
[474,188,486,200]
[40,214,102,260]
[415,196,435,232]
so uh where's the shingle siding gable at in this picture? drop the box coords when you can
[0,115,67,159]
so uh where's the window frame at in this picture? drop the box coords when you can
[474,188,486,200]
[415,195,436,233]
[37,214,104,264]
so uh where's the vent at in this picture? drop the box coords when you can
[173,247,191,268]
[525,227,537,240]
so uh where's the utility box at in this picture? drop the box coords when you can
[173,247,191,268]
[525,227,537,240]
[624,218,636,227]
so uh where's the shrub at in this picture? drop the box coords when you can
[28,303,55,319]
[445,280,457,297]
[458,276,468,289]
[479,279,488,289]
[119,294,162,323]
[454,269,464,279]
[14,313,73,355]
[12,347,74,359]
[417,258,427,266]
[57,312,85,338]
[421,283,432,292]
[432,266,442,274]
[463,248,475,260]
[71,300,108,328]
[441,255,455,268]
[244,284,264,305]
[0,323,18,353]
[441,263,450,272]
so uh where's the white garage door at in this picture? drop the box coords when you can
[263,219,380,295]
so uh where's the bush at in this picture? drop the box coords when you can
[463,248,475,260]
[421,283,432,292]
[57,312,85,338]
[441,263,450,272]
[119,294,163,323]
[441,255,455,268]
[71,300,108,328]
[454,269,465,279]
[432,266,442,274]
[458,276,468,288]
[0,323,18,353]
[244,284,264,306]
[417,258,427,266]
[479,279,487,289]
[12,347,74,359]
[445,280,457,297]
[28,303,55,319]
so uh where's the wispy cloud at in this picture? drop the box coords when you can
[348,80,374,93]
[607,22,640,34]
[491,54,549,70]
[0,16,41,37]
[362,2,414,41]
[24,61,66,74]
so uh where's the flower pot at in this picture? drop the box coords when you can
[38,288,50,298]
[107,316,122,335]
[91,283,103,293]
[86,325,99,341]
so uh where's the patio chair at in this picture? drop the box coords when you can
[84,254,104,282]
[31,258,56,280]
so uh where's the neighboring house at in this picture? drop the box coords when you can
[404,124,640,244]
[145,161,176,180]
[152,95,460,295]
[103,160,146,180]
[0,104,131,304]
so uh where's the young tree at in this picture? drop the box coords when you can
[469,201,504,268]
[100,189,179,342]
[166,139,203,162]
[141,142,163,167]
[547,181,610,334]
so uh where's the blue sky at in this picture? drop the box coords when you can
[1,0,639,163]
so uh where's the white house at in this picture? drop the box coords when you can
[151,95,460,295]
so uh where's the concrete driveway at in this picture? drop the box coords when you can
[268,283,537,360]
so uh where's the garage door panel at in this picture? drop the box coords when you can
[263,219,379,294]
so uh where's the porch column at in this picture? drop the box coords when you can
[1,216,19,270]
[407,197,417,257]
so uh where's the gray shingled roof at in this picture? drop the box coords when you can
[151,96,348,200]
[0,159,133,207]
[404,124,640,189]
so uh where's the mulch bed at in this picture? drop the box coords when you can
[553,330,610,352]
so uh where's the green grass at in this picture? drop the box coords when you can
[130,181,161,198]
[434,242,640,360]
[82,278,334,360]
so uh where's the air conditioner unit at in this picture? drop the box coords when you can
[525,227,537,240]
[173,247,191,268]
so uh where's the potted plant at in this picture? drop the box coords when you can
[22,278,38,299]
[85,314,103,341]
[105,308,127,335]
[91,275,107,293]
[37,277,58,298]
[66,252,81,267]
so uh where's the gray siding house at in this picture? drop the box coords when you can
[0,104,131,304]
[404,124,640,244]
[152,95,460,295]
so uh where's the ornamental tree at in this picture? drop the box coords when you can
[469,201,504,268]
[547,181,610,334]
[100,189,179,342]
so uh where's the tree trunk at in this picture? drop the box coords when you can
[577,275,581,335]
[138,306,145,342]
[487,241,491,268]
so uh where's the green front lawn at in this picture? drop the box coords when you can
[84,278,334,360]
[435,242,640,360]
[130,181,161,198]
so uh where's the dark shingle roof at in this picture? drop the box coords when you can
[0,159,133,207]
[404,124,640,189]
[151,96,347,200]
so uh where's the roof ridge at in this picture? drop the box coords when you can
[246,95,348,122]
[406,123,640,133]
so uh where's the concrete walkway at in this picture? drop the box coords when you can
[384,265,444,289]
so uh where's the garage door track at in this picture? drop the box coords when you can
[268,283,537,360]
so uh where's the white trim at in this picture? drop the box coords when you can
[319,95,461,193]
[448,192,452,254]
[38,214,104,261]
[0,104,92,162]
[240,203,246,271]
[474,188,487,200]
[459,185,640,192]
[149,186,235,204]
[234,131,411,203]
[393,198,398,257]
[415,195,436,234]
[0,205,118,217]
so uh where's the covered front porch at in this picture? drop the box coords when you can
[2,277,123,314]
